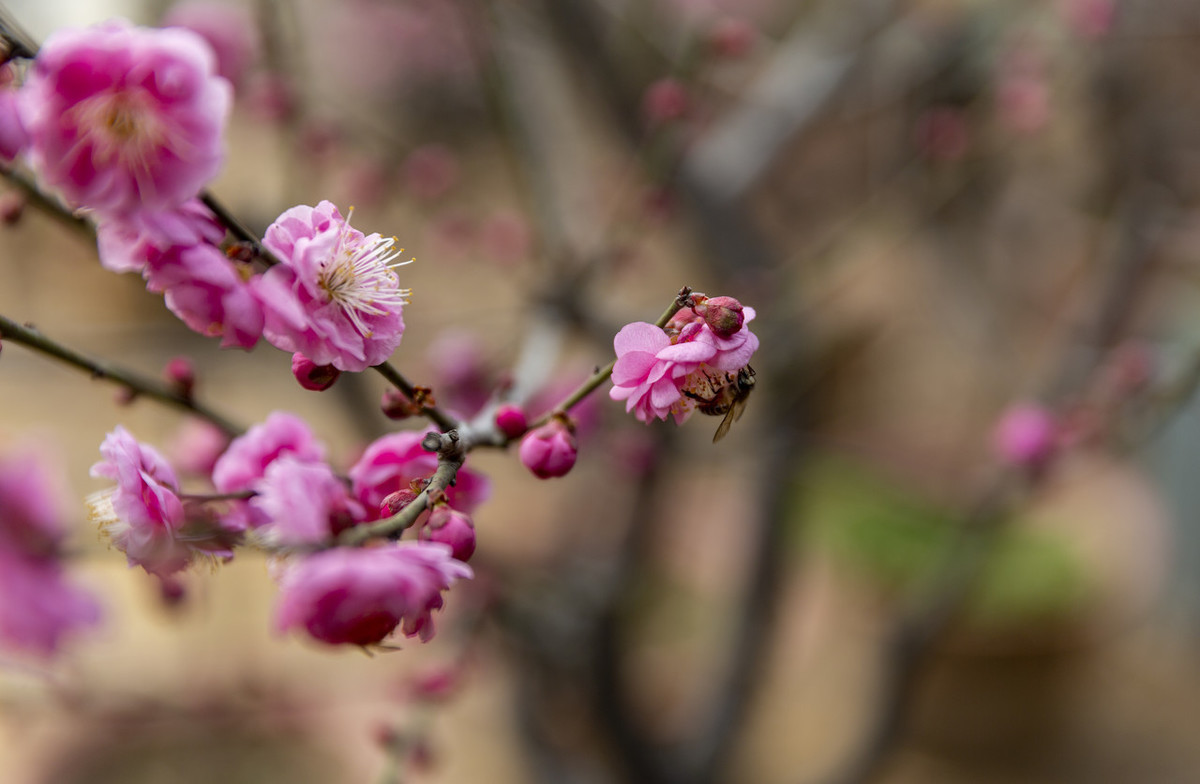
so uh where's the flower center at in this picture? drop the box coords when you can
[318,210,412,337]
[68,89,173,182]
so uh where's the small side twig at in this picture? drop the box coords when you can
[0,313,244,437]
[372,361,459,433]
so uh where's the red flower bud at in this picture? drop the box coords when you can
[291,353,340,391]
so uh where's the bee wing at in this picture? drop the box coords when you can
[711,392,751,443]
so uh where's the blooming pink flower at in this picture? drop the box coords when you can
[274,542,472,646]
[96,198,224,274]
[212,411,326,494]
[255,201,409,372]
[610,301,758,424]
[147,241,264,349]
[162,1,260,87]
[519,420,578,479]
[167,417,230,476]
[250,457,365,545]
[419,506,476,562]
[20,20,232,216]
[89,426,191,576]
[349,430,490,521]
[0,548,101,657]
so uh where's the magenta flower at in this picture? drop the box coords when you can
[212,411,326,494]
[255,201,410,372]
[20,20,231,216]
[291,352,340,391]
[0,548,101,657]
[519,420,578,479]
[610,302,758,423]
[274,542,472,646]
[89,426,191,576]
[96,198,223,274]
[349,430,490,521]
[250,457,365,546]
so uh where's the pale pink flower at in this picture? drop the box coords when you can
[274,542,472,646]
[0,548,100,657]
[349,430,490,521]
[255,201,409,372]
[167,418,230,476]
[212,411,326,493]
[610,302,758,423]
[519,420,578,479]
[162,1,260,87]
[20,20,231,216]
[419,506,476,562]
[250,457,365,546]
[89,426,191,576]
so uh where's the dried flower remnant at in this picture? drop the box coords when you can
[18,20,231,216]
[256,201,410,372]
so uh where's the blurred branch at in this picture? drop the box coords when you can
[0,313,244,436]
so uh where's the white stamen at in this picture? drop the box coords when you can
[318,209,413,337]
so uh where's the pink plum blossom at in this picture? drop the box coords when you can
[519,420,578,479]
[19,20,232,217]
[274,542,472,646]
[167,418,230,476]
[249,457,365,546]
[0,548,100,657]
[89,426,191,576]
[162,1,260,87]
[96,198,224,274]
[212,411,326,494]
[255,201,409,372]
[419,505,476,562]
[0,447,69,554]
[610,300,758,424]
[146,241,264,349]
[349,430,490,521]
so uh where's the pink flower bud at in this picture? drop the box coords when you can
[381,489,418,517]
[291,352,341,391]
[519,419,578,479]
[642,78,690,127]
[707,17,757,59]
[494,404,528,440]
[420,505,476,563]
[381,388,422,420]
[993,404,1058,469]
[698,295,745,338]
[163,356,196,399]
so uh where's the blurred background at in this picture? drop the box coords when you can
[4,0,1200,782]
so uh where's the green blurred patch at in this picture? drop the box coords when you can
[801,459,1091,626]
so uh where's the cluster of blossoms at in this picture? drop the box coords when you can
[0,448,100,657]
[89,414,486,647]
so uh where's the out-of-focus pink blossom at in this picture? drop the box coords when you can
[20,20,231,216]
[212,411,326,495]
[89,426,191,576]
[1061,0,1114,39]
[146,241,264,350]
[707,17,757,59]
[993,404,1058,469]
[274,542,472,646]
[479,210,531,266]
[250,457,365,545]
[642,78,690,127]
[0,548,100,657]
[914,107,969,161]
[244,71,294,122]
[419,505,476,562]
[427,330,491,416]
[291,352,340,391]
[96,198,224,274]
[162,0,260,87]
[255,201,409,372]
[401,144,460,202]
[0,447,68,554]
[494,404,528,440]
[519,419,578,479]
[610,303,759,424]
[349,430,490,521]
[167,417,230,476]
[0,89,28,163]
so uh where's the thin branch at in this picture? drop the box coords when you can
[335,431,464,546]
[198,190,282,267]
[372,361,459,432]
[0,313,244,437]
[1,168,94,237]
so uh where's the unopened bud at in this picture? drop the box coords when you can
[993,404,1058,470]
[163,356,195,399]
[699,295,745,338]
[519,418,578,479]
[381,388,423,420]
[291,353,340,391]
[420,505,476,562]
[381,489,418,517]
[494,404,528,440]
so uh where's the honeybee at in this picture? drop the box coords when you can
[684,365,756,442]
